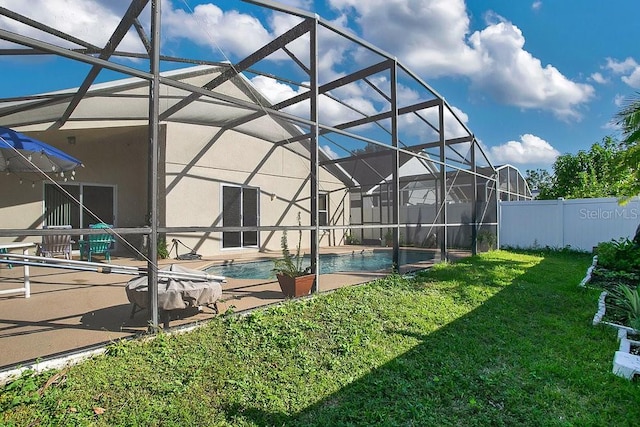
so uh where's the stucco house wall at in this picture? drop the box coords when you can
[0,121,348,257]
[163,122,348,255]
[0,126,148,250]
[0,66,350,256]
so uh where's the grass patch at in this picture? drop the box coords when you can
[1,250,639,426]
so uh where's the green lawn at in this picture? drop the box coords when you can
[2,250,639,426]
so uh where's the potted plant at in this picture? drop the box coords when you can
[273,213,314,298]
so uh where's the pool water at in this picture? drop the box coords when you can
[206,249,434,280]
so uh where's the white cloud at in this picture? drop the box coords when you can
[606,57,638,74]
[251,72,471,144]
[3,1,593,124]
[1,1,289,65]
[250,75,306,104]
[321,144,339,159]
[489,134,560,166]
[164,1,351,81]
[329,0,480,78]
[602,120,620,131]
[622,69,640,89]
[399,103,470,141]
[532,1,542,11]
[250,75,378,127]
[163,3,275,59]
[0,0,144,51]
[614,94,626,107]
[606,57,640,88]
[327,1,593,120]
[0,0,278,60]
[468,15,594,120]
[590,72,609,84]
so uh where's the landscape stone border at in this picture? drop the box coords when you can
[582,257,640,379]
[613,328,640,379]
[578,255,598,288]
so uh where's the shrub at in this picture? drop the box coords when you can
[157,237,169,259]
[595,238,640,272]
[609,284,640,330]
[345,232,360,245]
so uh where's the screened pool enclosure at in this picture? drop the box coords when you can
[0,0,532,328]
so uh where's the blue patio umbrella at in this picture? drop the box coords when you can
[0,126,82,174]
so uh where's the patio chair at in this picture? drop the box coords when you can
[79,223,115,262]
[0,247,11,269]
[37,225,73,259]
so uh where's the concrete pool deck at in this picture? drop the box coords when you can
[0,246,468,373]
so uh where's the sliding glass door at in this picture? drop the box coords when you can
[222,185,258,249]
[44,183,115,228]
[44,184,80,228]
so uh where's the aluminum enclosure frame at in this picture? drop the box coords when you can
[0,0,530,328]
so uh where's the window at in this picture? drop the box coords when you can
[222,185,259,249]
[318,193,328,227]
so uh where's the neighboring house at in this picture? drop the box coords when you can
[0,65,350,256]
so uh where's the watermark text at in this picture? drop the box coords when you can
[579,208,639,220]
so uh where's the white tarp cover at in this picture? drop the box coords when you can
[125,264,223,311]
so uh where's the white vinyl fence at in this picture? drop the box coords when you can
[499,197,640,252]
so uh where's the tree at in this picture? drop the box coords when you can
[615,92,640,202]
[524,168,552,197]
[536,137,631,200]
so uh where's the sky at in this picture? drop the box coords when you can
[0,0,639,173]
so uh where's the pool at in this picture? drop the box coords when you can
[206,249,434,280]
